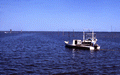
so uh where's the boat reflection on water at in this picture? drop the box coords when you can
[90,50,95,57]
[70,48,99,60]
[90,50,99,59]
[72,49,75,59]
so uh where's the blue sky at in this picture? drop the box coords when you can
[0,0,120,31]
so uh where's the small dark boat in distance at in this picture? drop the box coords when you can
[64,30,100,50]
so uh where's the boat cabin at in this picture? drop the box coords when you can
[72,40,81,45]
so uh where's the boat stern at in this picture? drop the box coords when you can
[97,46,100,50]
[89,46,100,50]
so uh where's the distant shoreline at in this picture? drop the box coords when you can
[0,31,120,33]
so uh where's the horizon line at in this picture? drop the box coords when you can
[0,30,120,32]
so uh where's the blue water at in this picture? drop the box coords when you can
[0,31,120,74]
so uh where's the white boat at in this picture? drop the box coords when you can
[4,32,8,34]
[64,31,100,50]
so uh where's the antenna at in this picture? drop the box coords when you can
[92,30,94,40]
[111,26,112,32]
[63,31,64,36]
[73,29,74,37]
[58,30,59,36]
[83,29,85,41]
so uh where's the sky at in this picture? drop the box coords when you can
[0,0,120,31]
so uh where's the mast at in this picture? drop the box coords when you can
[58,30,59,36]
[111,25,112,32]
[92,31,94,40]
[83,30,85,41]
[73,29,74,37]
[63,31,64,36]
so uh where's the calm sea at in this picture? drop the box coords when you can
[0,31,120,74]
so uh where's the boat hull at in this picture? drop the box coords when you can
[65,43,100,50]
